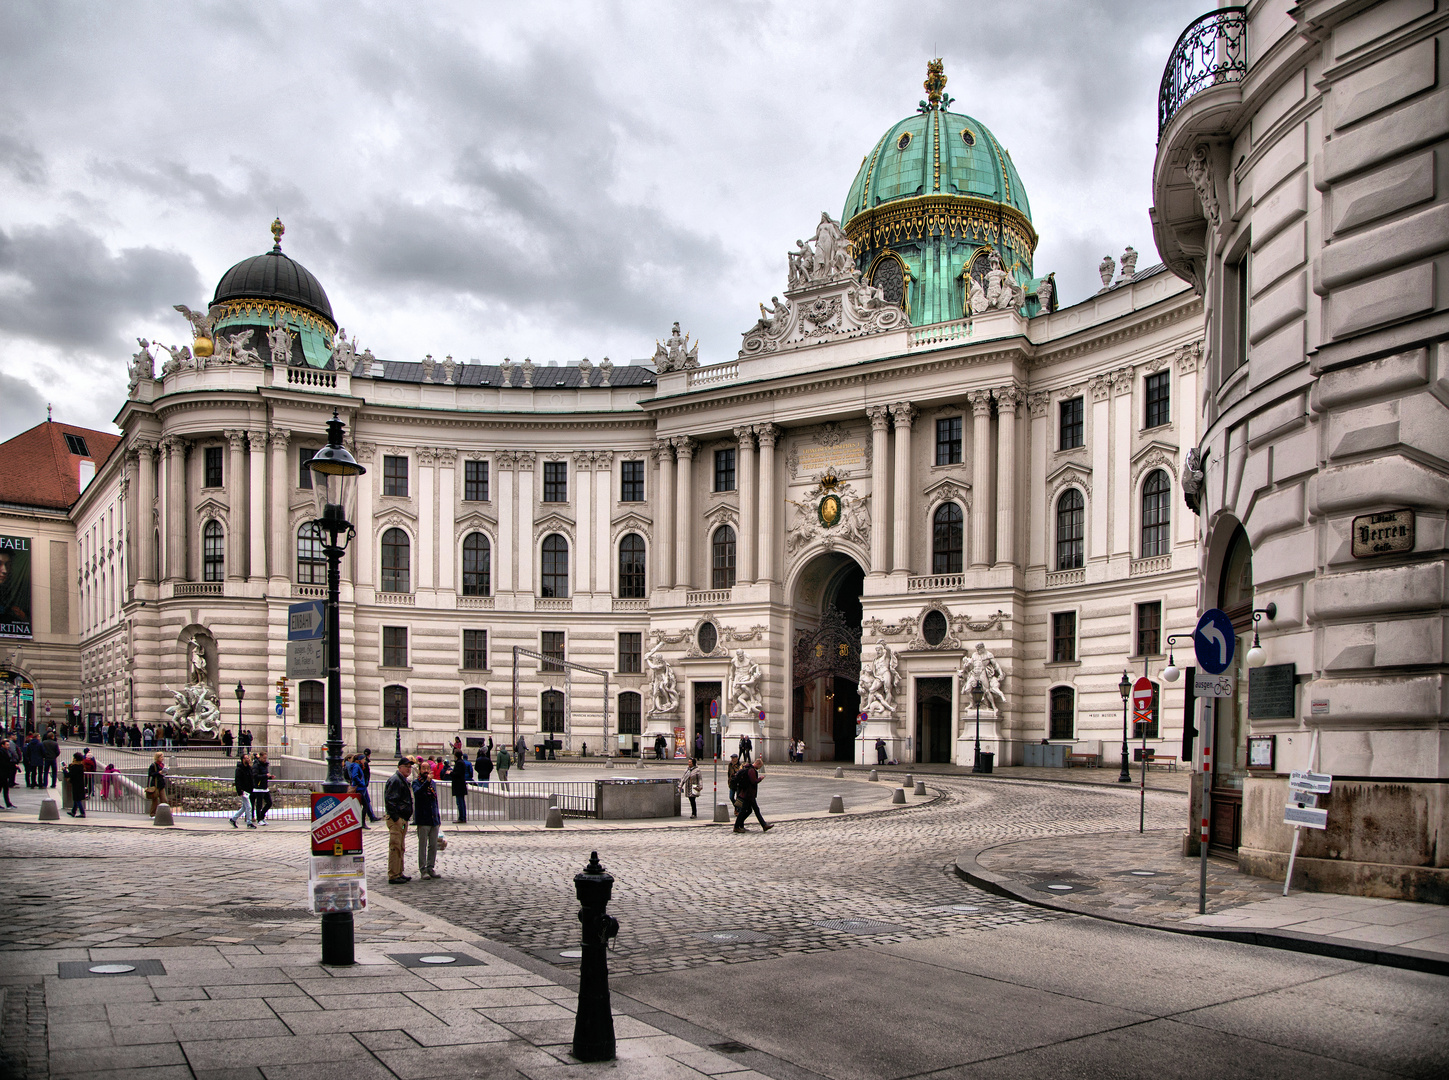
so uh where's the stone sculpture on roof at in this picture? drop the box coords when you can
[652,322,700,373]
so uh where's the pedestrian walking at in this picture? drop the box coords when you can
[514,734,527,770]
[678,758,702,818]
[361,747,372,784]
[145,752,167,816]
[229,752,255,828]
[726,753,741,805]
[0,738,15,807]
[251,752,272,824]
[732,756,773,833]
[412,763,442,879]
[475,746,492,789]
[450,750,472,823]
[41,732,59,787]
[384,757,415,884]
[694,731,704,760]
[67,752,87,817]
[738,734,753,760]
[495,744,511,783]
[347,754,380,824]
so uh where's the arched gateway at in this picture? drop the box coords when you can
[790,553,865,761]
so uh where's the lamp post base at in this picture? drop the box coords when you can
[321,912,354,966]
[1118,751,1132,783]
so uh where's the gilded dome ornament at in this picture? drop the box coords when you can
[271,217,285,250]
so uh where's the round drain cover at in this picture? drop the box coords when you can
[708,932,742,942]
[418,955,456,965]
[950,905,980,913]
[1130,871,1157,877]
[1046,884,1074,891]
[88,964,136,974]
[558,948,583,959]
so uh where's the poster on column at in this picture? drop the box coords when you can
[673,726,687,758]
[0,535,32,639]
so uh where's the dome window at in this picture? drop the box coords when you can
[896,132,912,151]
[870,256,906,308]
[960,129,976,147]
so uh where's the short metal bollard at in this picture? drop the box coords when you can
[891,787,905,804]
[153,803,175,827]
[572,851,619,1062]
[868,769,878,782]
[914,780,927,796]
[38,797,59,821]
[828,795,844,814]
[903,773,913,788]
[714,802,731,823]
[545,806,564,829]
[834,767,844,778]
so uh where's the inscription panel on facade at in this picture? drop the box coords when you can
[1351,509,1414,558]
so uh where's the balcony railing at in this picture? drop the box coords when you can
[612,598,648,612]
[286,366,338,389]
[377,591,415,605]
[1130,554,1173,577]
[688,362,738,389]
[1158,7,1247,137]
[173,582,222,597]
[1045,568,1086,588]
[537,597,572,611]
[291,584,327,598]
[686,589,731,606]
[907,573,964,592]
[459,595,494,609]
[908,318,971,350]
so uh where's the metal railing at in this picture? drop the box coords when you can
[1158,7,1248,136]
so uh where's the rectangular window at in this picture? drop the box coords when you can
[382,626,408,668]
[542,630,565,673]
[543,460,567,502]
[64,433,90,456]
[298,448,316,489]
[298,680,325,725]
[714,448,736,492]
[383,455,408,497]
[1059,398,1084,450]
[464,460,489,501]
[463,688,488,730]
[618,632,642,674]
[618,692,642,736]
[463,629,487,671]
[383,685,409,729]
[620,460,644,502]
[1051,612,1077,663]
[204,446,223,488]
[1225,252,1249,381]
[1144,371,1170,429]
[1135,601,1162,657]
[935,416,962,465]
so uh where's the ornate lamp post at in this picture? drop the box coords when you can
[306,409,365,966]
[970,680,984,773]
[1117,670,1133,783]
[234,682,244,755]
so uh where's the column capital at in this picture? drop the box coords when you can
[224,429,248,451]
[671,435,697,459]
[1089,375,1112,401]
[733,426,756,448]
[354,440,376,463]
[1110,367,1133,395]
[652,439,674,463]
[753,423,780,447]
[888,402,917,429]
[994,385,1025,413]
[418,447,437,466]
[866,405,891,431]
[572,450,595,470]
[966,390,993,417]
[269,428,291,449]
[1026,391,1051,418]
[435,448,457,467]
[132,436,158,457]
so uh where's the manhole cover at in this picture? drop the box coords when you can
[58,959,166,979]
[709,1042,753,1055]
[559,948,583,959]
[387,952,486,968]
[89,964,135,974]
[1029,881,1098,895]
[815,918,905,934]
[696,930,771,944]
[949,905,981,913]
[419,955,456,964]
[228,908,314,920]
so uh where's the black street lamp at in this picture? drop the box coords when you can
[306,409,365,967]
[1117,670,1133,783]
[970,680,984,773]
[234,682,244,757]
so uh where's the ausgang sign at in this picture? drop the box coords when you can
[1351,509,1414,558]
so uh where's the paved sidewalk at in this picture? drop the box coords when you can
[959,827,1449,972]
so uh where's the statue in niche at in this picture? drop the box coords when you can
[958,642,1006,711]
[727,650,763,716]
[644,639,680,715]
[163,632,221,736]
[857,642,900,716]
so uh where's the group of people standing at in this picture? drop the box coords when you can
[383,751,471,884]
[226,751,272,827]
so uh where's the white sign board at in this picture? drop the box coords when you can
[1193,673,1236,698]
[308,853,367,913]
[1284,804,1328,830]
[1288,770,1332,795]
[287,640,327,679]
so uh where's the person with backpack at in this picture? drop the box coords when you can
[475,745,493,789]
[495,744,512,783]
[732,755,773,834]
[450,749,473,823]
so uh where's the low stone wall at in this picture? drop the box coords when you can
[596,778,679,820]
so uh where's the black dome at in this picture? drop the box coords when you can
[213,247,334,324]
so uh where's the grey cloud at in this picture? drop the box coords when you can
[0,370,47,443]
[0,132,45,185]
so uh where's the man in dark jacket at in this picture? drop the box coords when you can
[251,752,272,824]
[412,766,443,879]
[732,756,773,834]
[41,732,60,788]
[384,757,415,884]
[0,738,15,806]
[22,733,43,788]
[66,752,87,817]
[450,750,472,823]
[230,752,255,828]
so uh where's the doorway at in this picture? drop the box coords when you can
[692,682,722,761]
[916,678,953,763]
[791,552,866,762]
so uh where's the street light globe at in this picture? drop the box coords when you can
[1162,663,1180,683]
[1246,643,1268,667]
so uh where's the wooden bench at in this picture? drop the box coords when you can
[1152,754,1179,771]
[1066,753,1099,768]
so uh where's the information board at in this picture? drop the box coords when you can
[1248,663,1296,720]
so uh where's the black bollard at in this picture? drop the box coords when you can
[571,850,619,1062]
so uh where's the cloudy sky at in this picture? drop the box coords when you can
[0,0,1202,443]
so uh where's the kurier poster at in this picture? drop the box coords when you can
[0,536,32,640]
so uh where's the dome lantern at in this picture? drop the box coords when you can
[209,220,338,368]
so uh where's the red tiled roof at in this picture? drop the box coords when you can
[0,421,123,511]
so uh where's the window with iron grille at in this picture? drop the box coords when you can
[714,448,736,492]
[541,689,565,733]
[1059,397,1084,449]
[543,460,567,502]
[618,632,642,674]
[620,459,644,502]
[463,629,487,671]
[618,533,646,598]
[383,685,409,728]
[202,521,224,581]
[542,630,565,673]
[712,526,736,589]
[935,416,962,465]
[1141,470,1172,557]
[462,532,491,596]
[299,680,325,724]
[297,524,326,584]
[464,460,489,501]
[1144,371,1170,429]
[463,688,487,730]
[204,446,223,488]
[1133,681,1161,739]
[932,502,963,573]
[618,692,642,735]
[382,626,408,668]
[1049,687,1074,740]
[540,534,568,597]
[1052,612,1077,663]
[1136,601,1162,656]
[383,455,408,497]
[1056,490,1085,570]
[299,447,316,489]
[381,528,410,593]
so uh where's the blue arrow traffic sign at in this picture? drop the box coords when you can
[276,703,285,716]
[1194,608,1236,675]
[288,600,326,641]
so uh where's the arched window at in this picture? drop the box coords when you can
[932,503,964,574]
[618,533,646,598]
[463,688,487,730]
[202,521,224,581]
[1141,470,1171,557]
[541,534,569,598]
[299,680,325,724]
[1055,489,1085,570]
[618,691,642,735]
[383,685,409,729]
[711,526,736,590]
[297,523,325,584]
[381,528,410,593]
[541,689,565,733]
[1049,686,1075,740]
[462,532,491,597]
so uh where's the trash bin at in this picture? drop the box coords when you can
[979,751,994,774]
[535,744,546,760]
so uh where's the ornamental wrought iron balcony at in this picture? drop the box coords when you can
[1158,7,1248,138]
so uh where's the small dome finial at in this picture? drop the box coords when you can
[270,218,285,251]
[924,58,946,109]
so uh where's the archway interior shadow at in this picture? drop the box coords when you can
[792,554,865,762]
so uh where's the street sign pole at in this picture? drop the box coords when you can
[1199,695,1213,914]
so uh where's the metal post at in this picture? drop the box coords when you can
[572,851,619,1061]
[1198,695,1213,914]
[1118,689,1132,783]
[972,698,982,773]
[320,528,354,965]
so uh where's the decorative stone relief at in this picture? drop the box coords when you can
[958,642,1006,713]
[1175,340,1203,374]
[786,474,869,555]
[644,638,680,716]
[267,323,295,367]
[861,615,915,639]
[598,357,613,387]
[1089,376,1112,401]
[578,358,593,385]
[1132,446,1178,488]
[1110,368,1133,395]
[1026,392,1050,418]
[1145,354,1170,373]
[727,650,764,716]
[1185,143,1222,229]
[421,354,436,383]
[1098,255,1116,290]
[857,642,900,716]
[128,339,155,394]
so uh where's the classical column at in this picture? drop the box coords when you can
[248,431,267,579]
[673,436,697,590]
[436,449,456,591]
[755,424,780,583]
[654,441,675,589]
[866,406,891,574]
[225,429,247,581]
[269,429,291,579]
[968,390,993,568]
[889,403,916,575]
[1089,375,1112,561]
[497,453,516,593]
[735,427,757,583]
[573,451,594,593]
[1110,368,1133,556]
[516,453,535,594]
[163,436,187,581]
[1026,393,1051,568]
[135,440,156,583]
[594,453,612,595]
[418,449,436,590]
[353,442,376,587]
[994,386,1023,568]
